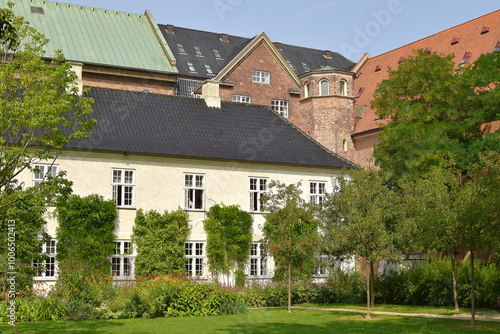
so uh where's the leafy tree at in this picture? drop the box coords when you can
[132,209,190,277]
[204,203,252,287]
[263,181,318,313]
[322,168,398,319]
[372,50,499,180]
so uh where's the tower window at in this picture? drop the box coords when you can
[320,80,329,96]
[339,80,347,96]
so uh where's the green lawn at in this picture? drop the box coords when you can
[1,308,499,334]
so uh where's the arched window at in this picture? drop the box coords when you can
[339,80,347,96]
[343,139,348,152]
[304,82,310,98]
[320,80,329,96]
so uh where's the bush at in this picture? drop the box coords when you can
[375,257,500,308]
[106,275,247,319]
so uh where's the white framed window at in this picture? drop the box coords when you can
[249,243,268,278]
[204,64,213,75]
[111,169,135,208]
[232,95,251,104]
[33,164,59,186]
[186,62,196,72]
[271,99,288,118]
[249,177,268,212]
[185,242,205,278]
[111,240,134,279]
[193,46,203,57]
[343,139,348,152]
[304,82,310,98]
[252,70,270,84]
[184,173,205,210]
[212,49,222,59]
[33,240,57,280]
[339,80,347,96]
[310,181,326,205]
[301,62,310,72]
[312,255,329,277]
[320,80,329,95]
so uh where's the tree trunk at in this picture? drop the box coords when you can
[287,260,292,313]
[451,255,459,311]
[366,261,371,320]
[370,262,375,308]
[470,250,476,326]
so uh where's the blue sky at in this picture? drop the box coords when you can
[65,0,498,62]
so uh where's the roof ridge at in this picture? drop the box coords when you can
[157,24,249,41]
[84,86,208,103]
[36,0,144,17]
[369,9,500,59]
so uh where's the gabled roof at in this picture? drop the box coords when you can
[66,88,356,169]
[2,0,177,74]
[353,9,500,135]
[159,24,355,80]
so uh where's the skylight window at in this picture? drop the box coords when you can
[425,47,432,53]
[301,62,310,72]
[481,27,490,34]
[177,43,186,54]
[458,52,471,68]
[451,37,460,45]
[212,49,222,59]
[204,64,213,75]
[194,46,203,57]
[398,57,406,64]
[186,62,196,72]
[375,65,382,72]
[354,87,365,102]
[495,41,500,52]
[286,60,295,70]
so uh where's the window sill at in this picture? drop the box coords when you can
[183,209,206,213]
[117,207,137,210]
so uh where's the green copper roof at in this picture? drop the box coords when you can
[3,0,177,74]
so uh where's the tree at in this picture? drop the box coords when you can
[204,203,252,287]
[263,181,318,313]
[132,209,190,277]
[322,168,398,319]
[372,50,499,180]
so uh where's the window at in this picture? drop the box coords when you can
[286,60,295,71]
[111,169,135,208]
[111,241,134,279]
[232,95,251,104]
[424,47,432,53]
[184,173,205,210]
[212,49,222,59]
[186,62,196,72]
[304,82,310,98]
[249,177,268,212]
[343,139,348,152]
[185,242,205,277]
[301,62,310,72]
[312,255,329,277]
[354,87,365,102]
[481,26,490,34]
[320,80,329,95]
[33,164,58,186]
[495,41,500,52]
[451,37,460,45]
[204,64,213,75]
[398,56,406,64]
[375,65,382,72]
[249,243,268,278]
[252,70,270,83]
[271,99,288,118]
[33,240,57,280]
[176,43,186,54]
[193,46,203,57]
[310,181,326,205]
[339,80,347,96]
[458,52,471,68]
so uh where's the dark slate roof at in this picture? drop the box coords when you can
[159,25,356,80]
[67,88,355,169]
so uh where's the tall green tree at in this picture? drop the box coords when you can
[204,203,253,287]
[263,181,318,313]
[322,168,398,319]
[132,209,190,277]
[372,50,499,180]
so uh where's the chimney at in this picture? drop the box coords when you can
[275,42,282,50]
[166,24,174,33]
[201,80,221,108]
[220,33,228,42]
[324,50,332,58]
[69,62,83,96]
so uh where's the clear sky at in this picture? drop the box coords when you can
[64,0,498,62]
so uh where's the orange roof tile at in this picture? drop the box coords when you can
[353,10,500,135]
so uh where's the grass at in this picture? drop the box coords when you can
[1,308,499,334]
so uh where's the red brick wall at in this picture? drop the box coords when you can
[83,73,175,95]
[219,43,300,118]
[352,132,380,167]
